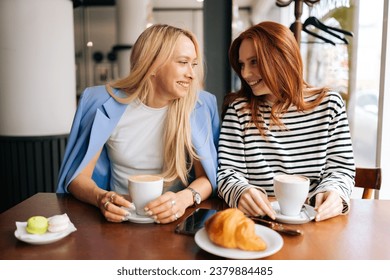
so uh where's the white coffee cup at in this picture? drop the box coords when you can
[273,174,310,216]
[128,174,164,216]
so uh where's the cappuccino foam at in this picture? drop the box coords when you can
[275,174,308,183]
[128,175,163,183]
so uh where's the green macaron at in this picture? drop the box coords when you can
[26,216,48,234]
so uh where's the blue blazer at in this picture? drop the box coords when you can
[56,85,220,195]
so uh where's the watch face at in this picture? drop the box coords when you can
[194,193,201,205]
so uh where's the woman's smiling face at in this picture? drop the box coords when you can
[150,35,198,107]
[238,38,271,96]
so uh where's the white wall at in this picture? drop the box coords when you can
[0,0,76,136]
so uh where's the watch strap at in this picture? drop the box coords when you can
[187,187,200,206]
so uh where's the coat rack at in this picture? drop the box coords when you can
[276,0,320,45]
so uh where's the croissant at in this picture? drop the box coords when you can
[205,208,267,251]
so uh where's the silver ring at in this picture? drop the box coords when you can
[110,193,116,203]
[103,201,110,210]
[174,213,179,221]
[171,200,176,207]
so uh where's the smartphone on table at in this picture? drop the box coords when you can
[175,208,217,235]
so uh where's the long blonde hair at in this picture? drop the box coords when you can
[108,24,203,186]
[225,21,328,136]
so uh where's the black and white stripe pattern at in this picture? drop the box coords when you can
[217,91,355,212]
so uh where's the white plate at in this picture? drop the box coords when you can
[14,221,77,245]
[194,225,283,259]
[272,201,316,224]
[122,207,155,224]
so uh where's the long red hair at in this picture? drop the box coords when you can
[224,21,328,135]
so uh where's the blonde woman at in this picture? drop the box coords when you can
[57,24,219,224]
[218,21,355,222]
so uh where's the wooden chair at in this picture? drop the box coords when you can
[355,167,382,199]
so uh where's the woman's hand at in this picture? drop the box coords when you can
[69,150,135,223]
[238,188,276,219]
[144,159,212,224]
[144,191,191,224]
[313,190,343,221]
[99,191,135,223]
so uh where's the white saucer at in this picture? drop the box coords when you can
[14,221,77,245]
[194,224,283,259]
[122,207,155,224]
[271,201,316,224]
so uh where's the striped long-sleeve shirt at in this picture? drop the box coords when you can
[217,91,355,213]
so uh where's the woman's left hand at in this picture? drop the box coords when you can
[313,190,343,221]
[144,191,189,224]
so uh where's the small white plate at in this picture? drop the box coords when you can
[194,225,283,259]
[272,201,316,224]
[122,207,155,224]
[14,222,77,245]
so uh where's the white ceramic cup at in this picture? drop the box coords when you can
[128,174,164,216]
[273,174,310,216]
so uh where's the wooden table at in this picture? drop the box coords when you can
[0,193,389,260]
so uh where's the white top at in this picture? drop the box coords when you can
[106,99,168,194]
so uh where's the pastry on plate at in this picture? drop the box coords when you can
[205,208,267,251]
[26,216,49,234]
[48,213,70,233]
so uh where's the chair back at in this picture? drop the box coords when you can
[355,167,382,199]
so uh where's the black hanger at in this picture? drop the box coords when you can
[302,16,353,45]
[304,16,354,37]
[291,22,336,45]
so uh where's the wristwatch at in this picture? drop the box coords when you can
[187,187,201,206]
